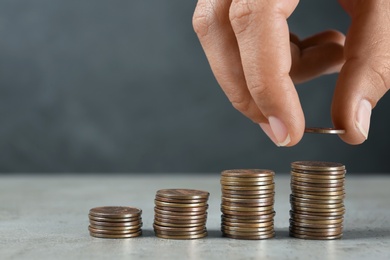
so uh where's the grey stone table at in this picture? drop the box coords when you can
[1,174,389,260]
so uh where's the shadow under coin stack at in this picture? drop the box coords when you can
[289,161,346,240]
[220,169,275,240]
[88,206,142,238]
[154,189,209,239]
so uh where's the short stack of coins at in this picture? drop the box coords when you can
[289,161,346,240]
[88,206,142,239]
[153,189,209,239]
[220,169,275,240]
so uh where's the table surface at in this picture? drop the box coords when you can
[1,174,389,260]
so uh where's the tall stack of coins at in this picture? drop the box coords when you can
[289,161,346,240]
[220,169,275,240]
[153,189,209,239]
[88,206,142,239]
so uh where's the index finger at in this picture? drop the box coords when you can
[229,0,304,146]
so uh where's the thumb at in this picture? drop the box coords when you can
[332,0,390,144]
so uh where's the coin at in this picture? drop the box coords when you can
[222,184,274,191]
[221,205,274,212]
[220,180,274,186]
[291,161,345,171]
[89,219,142,227]
[89,231,142,239]
[220,176,274,182]
[88,215,140,223]
[88,226,141,235]
[304,127,345,135]
[222,229,275,237]
[290,195,343,205]
[292,192,345,200]
[154,200,208,208]
[154,212,207,220]
[156,206,208,212]
[154,216,205,224]
[155,231,207,240]
[154,207,206,216]
[291,171,345,179]
[223,232,275,240]
[154,220,204,228]
[291,176,344,185]
[89,206,142,218]
[153,224,205,232]
[221,225,274,233]
[222,190,275,196]
[155,195,207,204]
[89,224,142,231]
[290,183,344,192]
[221,169,274,178]
[221,197,274,204]
[156,189,209,200]
[155,229,206,236]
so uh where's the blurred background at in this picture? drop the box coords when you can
[0,0,389,174]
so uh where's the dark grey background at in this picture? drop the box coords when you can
[0,0,388,173]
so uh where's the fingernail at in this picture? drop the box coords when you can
[268,116,291,147]
[259,122,279,145]
[355,99,372,139]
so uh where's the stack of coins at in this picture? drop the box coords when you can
[88,206,142,239]
[153,189,209,239]
[220,169,275,240]
[289,161,346,240]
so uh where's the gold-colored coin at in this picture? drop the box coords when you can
[220,176,274,182]
[89,224,142,231]
[289,210,343,220]
[291,189,345,196]
[222,184,275,191]
[290,195,343,205]
[291,202,344,209]
[221,225,273,233]
[154,220,204,228]
[155,231,207,240]
[222,221,273,228]
[291,210,345,217]
[222,209,275,216]
[222,190,275,196]
[156,189,209,200]
[222,193,274,199]
[291,183,344,192]
[222,216,274,223]
[222,201,274,207]
[291,176,344,185]
[304,127,345,134]
[289,217,343,225]
[89,219,142,227]
[289,226,343,234]
[291,161,345,171]
[154,207,206,216]
[89,231,142,239]
[291,205,345,213]
[291,180,344,188]
[221,205,274,212]
[291,192,345,200]
[88,226,141,235]
[222,197,274,204]
[222,229,275,237]
[89,206,141,219]
[154,200,208,208]
[155,195,207,204]
[223,232,275,240]
[291,171,345,179]
[154,217,206,225]
[88,215,141,223]
[221,169,274,178]
[290,220,343,229]
[155,229,206,236]
[154,212,207,220]
[153,224,205,232]
[155,205,208,212]
[220,180,274,186]
[290,232,342,240]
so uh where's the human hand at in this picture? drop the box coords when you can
[193,0,389,146]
